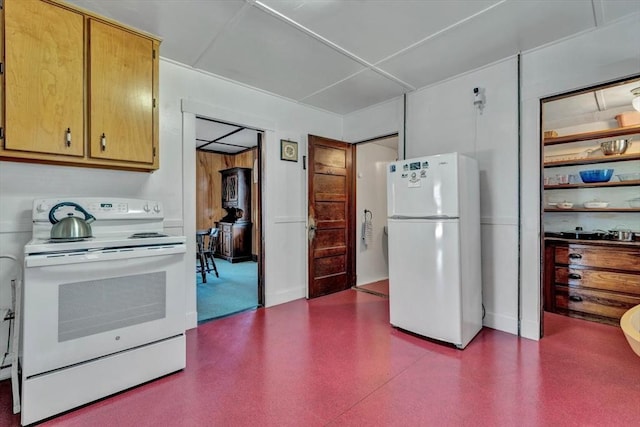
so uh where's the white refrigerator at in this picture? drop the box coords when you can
[387,152,482,349]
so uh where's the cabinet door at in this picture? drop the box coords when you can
[88,19,154,164]
[4,0,84,156]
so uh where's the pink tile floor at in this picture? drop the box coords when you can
[1,289,639,426]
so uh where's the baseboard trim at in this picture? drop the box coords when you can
[483,311,518,336]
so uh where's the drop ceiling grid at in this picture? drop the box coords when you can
[194,5,367,101]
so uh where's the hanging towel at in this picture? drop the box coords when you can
[362,210,373,247]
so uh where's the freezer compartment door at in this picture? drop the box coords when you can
[388,218,462,344]
[387,153,459,218]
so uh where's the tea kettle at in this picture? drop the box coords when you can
[48,202,96,240]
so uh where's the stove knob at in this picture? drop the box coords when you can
[36,203,49,213]
[153,204,161,213]
[143,204,151,213]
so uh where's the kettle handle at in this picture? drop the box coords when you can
[48,202,96,224]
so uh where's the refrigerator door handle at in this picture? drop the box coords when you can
[390,215,459,220]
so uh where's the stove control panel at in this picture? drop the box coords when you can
[32,198,164,221]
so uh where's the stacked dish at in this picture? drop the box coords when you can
[583,201,609,209]
[617,173,640,182]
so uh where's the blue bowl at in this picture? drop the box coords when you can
[579,169,614,183]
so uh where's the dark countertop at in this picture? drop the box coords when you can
[544,236,640,248]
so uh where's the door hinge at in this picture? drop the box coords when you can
[153,147,156,157]
[303,155,306,170]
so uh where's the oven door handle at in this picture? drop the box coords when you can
[25,245,186,268]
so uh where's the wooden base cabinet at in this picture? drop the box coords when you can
[544,241,640,326]
[217,222,252,263]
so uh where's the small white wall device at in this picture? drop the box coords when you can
[473,87,486,113]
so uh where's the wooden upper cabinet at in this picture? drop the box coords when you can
[4,0,84,156]
[0,0,160,171]
[88,19,155,164]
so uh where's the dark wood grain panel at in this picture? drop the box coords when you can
[312,274,348,298]
[555,285,640,322]
[316,201,345,221]
[315,229,346,249]
[555,245,640,271]
[314,174,346,196]
[314,255,346,278]
[315,146,346,168]
[555,267,640,295]
[314,246,347,259]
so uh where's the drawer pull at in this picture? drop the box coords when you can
[569,295,583,302]
[568,253,582,259]
[568,273,582,280]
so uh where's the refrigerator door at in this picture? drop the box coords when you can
[387,153,459,218]
[388,218,462,345]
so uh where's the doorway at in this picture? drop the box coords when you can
[353,134,398,298]
[195,117,263,322]
[539,76,640,334]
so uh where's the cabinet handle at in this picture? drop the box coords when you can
[101,133,106,151]
[568,253,582,259]
[66,128,71,147]
[569,295,583,302]
[568,273,582,280]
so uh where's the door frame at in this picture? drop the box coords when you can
[182,99,275,329]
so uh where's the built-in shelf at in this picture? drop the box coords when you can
[543,125,640,145]
[543,153,640,168]
[544,180,640,190]
[544,208,640,213]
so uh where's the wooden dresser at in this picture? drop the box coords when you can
[217,167,252,263]
[544,239,640,326]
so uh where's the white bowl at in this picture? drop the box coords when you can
[617,173,640,182]
[583,201,609,209]
[557,202,573,209]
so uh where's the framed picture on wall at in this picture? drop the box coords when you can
[280,139,298,162]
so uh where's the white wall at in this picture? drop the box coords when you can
[0,58,344,378]
[157,60,345,327]
[405,57,520,335]
[355,140,398,286]
[519,15,640,339]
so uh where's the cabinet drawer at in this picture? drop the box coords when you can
[555,246,640,271]
[555,285,640,321]
[555,267,640,295]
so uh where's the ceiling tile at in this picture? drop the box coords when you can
[303,70,406,114]
[221,129,260,148]
[194,6,365,100]
[65,0,246,66]
[379,0,596,90]
[260,0,500,63]
[196,119,242,142]
[599,0,640,23]
[197,142,244,154]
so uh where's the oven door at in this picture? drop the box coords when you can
[22,244,186,377]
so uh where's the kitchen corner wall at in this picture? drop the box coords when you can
[344,15,640,340]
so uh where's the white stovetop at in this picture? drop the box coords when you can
[25,233,186,255]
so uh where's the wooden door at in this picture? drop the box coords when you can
[88,19,155,164]
[307,135,355,298]
[4,0,84,156]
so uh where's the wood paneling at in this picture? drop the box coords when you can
[196,148,260,257]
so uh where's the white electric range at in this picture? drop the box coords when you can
[21,198,187,425]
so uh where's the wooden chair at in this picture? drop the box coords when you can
[203,228,220,278]
[196,231,208,283]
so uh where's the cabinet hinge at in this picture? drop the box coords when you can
[153,98,156,108]
[0,63,4,75]
[153,49,156,59]
[0,127,4,140]
[153,147,156,157]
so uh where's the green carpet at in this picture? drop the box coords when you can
[196,258,258,323]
